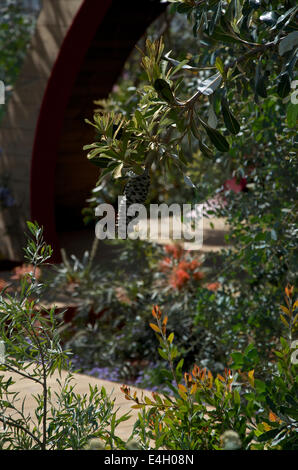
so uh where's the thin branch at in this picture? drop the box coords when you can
[3,362,42,385]
[0,415,42,447]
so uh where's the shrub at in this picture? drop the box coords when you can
[0,222,130,450]
[121,289,297,450]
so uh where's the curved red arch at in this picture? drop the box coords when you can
[30,0,113,262]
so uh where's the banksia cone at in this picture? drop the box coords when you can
[116,169,150,235]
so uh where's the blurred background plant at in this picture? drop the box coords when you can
[0,0,42,122]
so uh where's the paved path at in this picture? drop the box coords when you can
[1,364,145,443]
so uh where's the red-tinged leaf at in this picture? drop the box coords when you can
[269,411,278,422]
[285,285,294,298]
[190,383,198,395]
[162,315,168,327]
[248,370,254,387]
[280,305,290,316]
[144,396,153,405]
[217,374,225,382]
[149,323,161,333]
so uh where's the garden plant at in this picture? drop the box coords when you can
[0,0,297,452]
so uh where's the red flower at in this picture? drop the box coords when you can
[170,268,190,289]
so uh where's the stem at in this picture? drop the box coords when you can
[3,363,42,385]
[86,236,99,273]
[0,415,42,447]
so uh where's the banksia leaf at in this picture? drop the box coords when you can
[277,72,291,98]
[154,78,176,104]
[221,98,240,135]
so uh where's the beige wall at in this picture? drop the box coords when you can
[0,0,83,261]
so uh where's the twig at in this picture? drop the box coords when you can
[0,415,42,447]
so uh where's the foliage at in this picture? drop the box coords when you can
[85,0,297,183]
[0,222,130,450]
[80,0,297,385]
[121,289,297,450]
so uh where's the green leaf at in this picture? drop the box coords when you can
[259,11,278,27]
[287,102,298,128]
[112,162,123,179]
[158,348,168,361]
[197,72,222,96]
[167,332,174,344]
[215,56,225,77]
[209,1,222,36]
[201,122,230,152]
[234,389,241,405]
[279,31,298,56]
[154,79,176,104]
[254,62,268,98]
[87,156,112,168]
[258,428,283,442]
[221,98,240,134]
[184,175,196,188]
[198,139,213,158]
[277,72,291,98]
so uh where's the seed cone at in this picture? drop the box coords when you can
[116,169,150,235]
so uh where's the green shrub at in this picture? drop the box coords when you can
[121,290,297,450]
[0,222,129,450]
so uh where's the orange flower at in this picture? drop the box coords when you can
[177,260,190,271]
[188,259,201,271]
[206,282,221,291]
[11,264,41,281]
